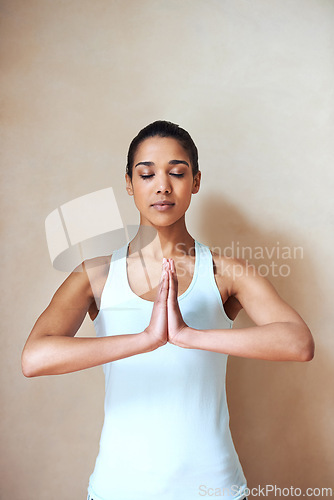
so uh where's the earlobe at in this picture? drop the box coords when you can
[125,174,134,196]
[192,171,201,194]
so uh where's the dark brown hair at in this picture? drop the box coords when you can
[126,120,199,180]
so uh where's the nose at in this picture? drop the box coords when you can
[155,173,172,194]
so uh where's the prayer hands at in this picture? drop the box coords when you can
[165,258,188,345]
[144,258,189,349]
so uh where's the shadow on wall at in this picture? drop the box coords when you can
[197,193,333,489]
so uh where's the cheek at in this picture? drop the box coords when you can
[180,181,194,198]
[132,185,148,206]
[131,180,144,195]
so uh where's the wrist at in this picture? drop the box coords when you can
[170,326,195,349]
[139,330,165,352]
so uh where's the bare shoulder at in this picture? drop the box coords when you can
[211,251,255,291]
[80,254,112,276]
[211,250,307,326]
[210,251,271,297]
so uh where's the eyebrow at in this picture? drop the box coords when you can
[134,160,190,168]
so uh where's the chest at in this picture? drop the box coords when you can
[126,254,198,301]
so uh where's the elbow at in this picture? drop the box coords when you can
[21,348,43,378]
[299,340,315,362]
[21,350,35,377]
[295,327,315,362]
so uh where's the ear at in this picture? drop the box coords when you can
[192,170,201,194]
[125,173,134,196]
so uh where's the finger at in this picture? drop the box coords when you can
[168,271,177,302]
[160,258,169,281]
[163,257,171,274]
[161,258,167,279]
[170,259,178,295]
[157,270,169,303]
[158,257,168,289]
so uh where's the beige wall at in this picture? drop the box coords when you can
[1,0,333,498]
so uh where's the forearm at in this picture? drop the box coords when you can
[22,332,157,377]
[176,322,314,361]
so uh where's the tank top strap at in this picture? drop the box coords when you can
[194,239,215,286]
[98,242,132,312]
[100,239,221,310]
[192,240,233,327]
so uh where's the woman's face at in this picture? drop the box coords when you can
[125,136,201,228]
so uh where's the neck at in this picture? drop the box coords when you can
[128,218,195,260]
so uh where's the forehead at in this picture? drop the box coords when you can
[134,136,189,161]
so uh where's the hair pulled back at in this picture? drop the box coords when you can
[126,120,199,180]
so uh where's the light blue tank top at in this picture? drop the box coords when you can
[88,240,247,500]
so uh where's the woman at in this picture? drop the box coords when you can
[22,120,314,500]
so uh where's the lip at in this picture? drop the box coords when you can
[151,201,175,211]
[152,201,175,206]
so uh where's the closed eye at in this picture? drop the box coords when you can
[140,173,184,180]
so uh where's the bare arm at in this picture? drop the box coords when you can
[21,259,169,377]
[169,258,315,362]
